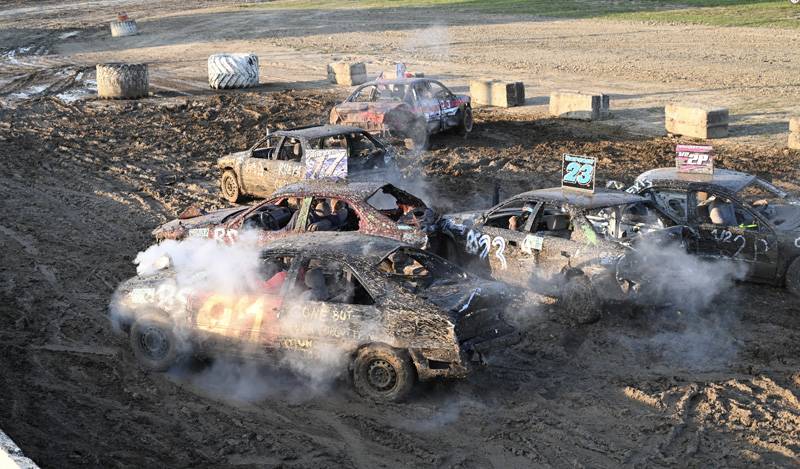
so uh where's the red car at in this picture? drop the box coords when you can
[329,78,473,149]
[153,181,437,249]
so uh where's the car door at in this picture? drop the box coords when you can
[464,200,540,286]
[638,186,688,226]
[431,81,459,130]
[687,188,777,280]
[271,136,305,191]
[190,254,293,346]
[414,82,442,133]
[276,257,382,352]
[241,135,283,196]
[525,203,583,294]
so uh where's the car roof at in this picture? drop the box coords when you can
[272,125,368,139]
[263,232,405,260]
[510,187,648,209]
[272,180,390,200]
[369,77,431,86]
[635,167,756,193]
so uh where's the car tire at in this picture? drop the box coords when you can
[96,63,148,99]
[404,119,429,152]
[457,106,473,136]
[786,257,800,296]
[220,170,242,203]
[558,275,602,325]
[353,344,416,402]
[207,53,259,89]
[130,315,180,372]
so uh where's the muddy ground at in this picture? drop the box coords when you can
[2,1,800,468]
[2,87,800,468]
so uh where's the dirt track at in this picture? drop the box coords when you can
[2,2,800,468]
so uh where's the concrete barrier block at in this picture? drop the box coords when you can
[549,90,609,120]
[789,132,800,150]
[327,62,367,86]
[665,103,728,139]
[469,79,492,106]
[490,81,525,107]
[790,117,800,133]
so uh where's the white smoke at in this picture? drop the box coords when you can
[612,234,748,370]
[624,234,748,313]
[110,232,359,402]
[133,230,264,295]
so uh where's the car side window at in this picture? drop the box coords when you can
[294,259,374,305]
[429,82,449,99]
[351,85,377,102]
[533,203,572,238]
[276,137,303,162]
[642,188,687,222]
[485,200,541,233]
[689,190,759,230]
[252,136,281,159]
[322,135,347,150]
[348,132,376,156]
[256,255,294,294]
[306,197,360,232]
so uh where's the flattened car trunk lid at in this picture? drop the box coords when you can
[154,207,247,238]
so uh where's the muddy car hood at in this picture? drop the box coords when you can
[416,278,515,347]
[438,211,482,235]
[153,206,247,239]
[217,150,249,168]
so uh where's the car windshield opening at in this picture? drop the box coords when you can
[366,83,412,103]
[293,259,374,305]
[736,180,800,229]
[584,202,665,239]
[378,248,467,293]
[243,200,297,231]
[367,186,425,222]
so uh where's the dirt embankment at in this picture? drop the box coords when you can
[1,88,800,467]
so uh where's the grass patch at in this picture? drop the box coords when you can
[244,0,800,28]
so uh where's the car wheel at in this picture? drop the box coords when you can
[791,0,800,5]
[786,257,800,296]
[220,170,242,203]
[457,106,473,136]
[129,315,180,372]
[403,119,429,152]
[353,344,416,402]
[558,275,602,325]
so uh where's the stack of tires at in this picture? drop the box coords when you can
[96,63,149,99]
[208,53,259,89]
[110,19,138,37]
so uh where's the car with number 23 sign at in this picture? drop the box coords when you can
[436,183,681,324]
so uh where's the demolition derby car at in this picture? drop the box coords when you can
[153,181,438,249]
[622,167,800,295]
[112,233,515,401]
[437,187,681,323]
[329,77,473,150]
[217,125,395,202]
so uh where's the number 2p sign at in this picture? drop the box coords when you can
[676,144,713,175]
[562,154,597,192]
